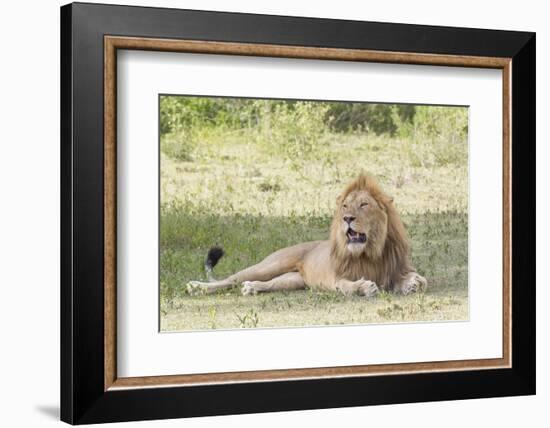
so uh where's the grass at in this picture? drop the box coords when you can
[160,127,468,332]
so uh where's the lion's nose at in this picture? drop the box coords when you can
[343,216,356,224]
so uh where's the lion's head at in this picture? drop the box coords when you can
[330,173,412,289]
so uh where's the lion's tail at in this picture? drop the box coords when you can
[205,246,225,281]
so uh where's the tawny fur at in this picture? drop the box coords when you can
[187,173,426,296]
[329,174,413,291]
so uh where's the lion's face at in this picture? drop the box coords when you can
[334,190,388,257]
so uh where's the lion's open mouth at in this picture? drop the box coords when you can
[347,228,367,244]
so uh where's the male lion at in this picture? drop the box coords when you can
[187,173,427,297]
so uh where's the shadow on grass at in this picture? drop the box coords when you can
[160,207,468,307]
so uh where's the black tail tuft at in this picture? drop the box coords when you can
[205,246,225,271]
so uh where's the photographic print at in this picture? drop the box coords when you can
[159,95,468,332]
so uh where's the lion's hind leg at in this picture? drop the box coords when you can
[241,272,306,296]
[187,279,235,295]
[187,259,298,295]
[187,242,319,295]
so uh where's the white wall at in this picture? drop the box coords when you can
[0,1,545,427]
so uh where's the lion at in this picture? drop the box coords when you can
[187,173,427,297]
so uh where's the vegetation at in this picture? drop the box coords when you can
[159,96,468,331]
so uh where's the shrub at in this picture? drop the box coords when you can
[252,100,330,159]
[393,105,468,167]
[327,103,415,135]
[161,131,194,162]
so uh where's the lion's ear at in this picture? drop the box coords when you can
[336,194,343,205]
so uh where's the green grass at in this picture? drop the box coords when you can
[160,129,468,331]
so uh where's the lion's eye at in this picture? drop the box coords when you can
[360,202,369,208]
[342,204,348,209]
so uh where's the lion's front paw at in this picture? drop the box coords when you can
[357,279,379,298]
[186,280,208,296]
[241,281,259,296]
[400,273,427,295]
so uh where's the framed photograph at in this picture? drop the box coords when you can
[60,2,535,424]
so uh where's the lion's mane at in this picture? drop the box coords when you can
[329,173,413,291]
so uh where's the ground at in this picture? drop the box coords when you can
[160,131,468,331]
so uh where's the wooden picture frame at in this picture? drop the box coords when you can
[61,2,535,424]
